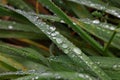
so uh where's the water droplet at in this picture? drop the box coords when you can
[8,25,13,29]
[73,22,77,25]
[73,47,82,55]
[56,38,63,44]
[113,65,118,70]
[49,26,56,31]
[35,76,39,79]
[64,49,69,54]
[60,20,65,23]
[93,20,100,24]
[32,78,35,80]
[51,33,56,36]
[51,31,59,36]
[118,15,120,18]
[104,25,109,28]
[96,62,100,65]
[53,37,56,39]
[55,75,61,79]
[109,27,115,30]
[62,44,68,48]
[47,32,51,34]
[78,74,84,78]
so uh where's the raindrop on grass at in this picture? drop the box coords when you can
[64,49,69,54]
[113,64,118,70]
[109,27,115,30]
[35,76,39,79]
[73,47,82,55]
[49,26,56,31]
[56,38,63,44]
[93,20,100,24]
[62,44,68,48]
[51,31,59,36]
[73,22,77,25]
[8,25,13,29]
[60,20,65,23]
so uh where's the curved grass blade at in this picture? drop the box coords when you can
[77,18,120,50]
[68,0,120,19]
[14,71,95,80]
[0,20,40,33]
[38,0,115,57]
[0,30,47,39]
[36,14,120,50]
[0,43,49,66]
[49,55,120,71]
[0,5,30,23]
[3,6,113,80]
[0,53,27,71]
[8,0,33,11]
[66,1,92,18]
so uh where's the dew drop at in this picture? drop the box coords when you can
[53,37,56,39]
[56,38,63,44]
[73,47,82,55]
[60,20,65,23]
[49,26,56,31]
[64,49,69,54]
[55,75,61,79]
[51,31,59,36]
[78,74,84,78]
[104,25,109,28]
[118,15,120,18]
[47,32,51,34]
[51,33,56,36]
[8,25,13,29]
[113,65,118,70]
[96,62,100,65]
[62,44,68,48]
[93,20,100,24]
[31,78,35,80]
[35,76,39,79]
[109,27,115,30]
[73,22,77,25]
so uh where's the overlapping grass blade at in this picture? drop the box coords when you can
[37,0,108,57]
[1,5,113,80]
[68,0,120,18]
[8,0,33,11]
[0,53,26,71]
[0,43,49,66]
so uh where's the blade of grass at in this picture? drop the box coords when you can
[68,0,120,19]
[4,6,113,80]
[38,0,114,57]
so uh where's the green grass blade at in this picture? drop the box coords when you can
[4,6,113,80]
[68,0,120,18]
[14,71,95,80]
[0,53,26,71]
[0,43,49,66]
[38,0,115,57]
[8,0,33,11]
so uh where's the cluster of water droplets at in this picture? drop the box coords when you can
[81,18,116,31]
[31,76,39,80]
[106,9,120,18]
[71,0,120,18]
[78,73,94,80]
[8,25,13,29]
[112,64,120,70]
